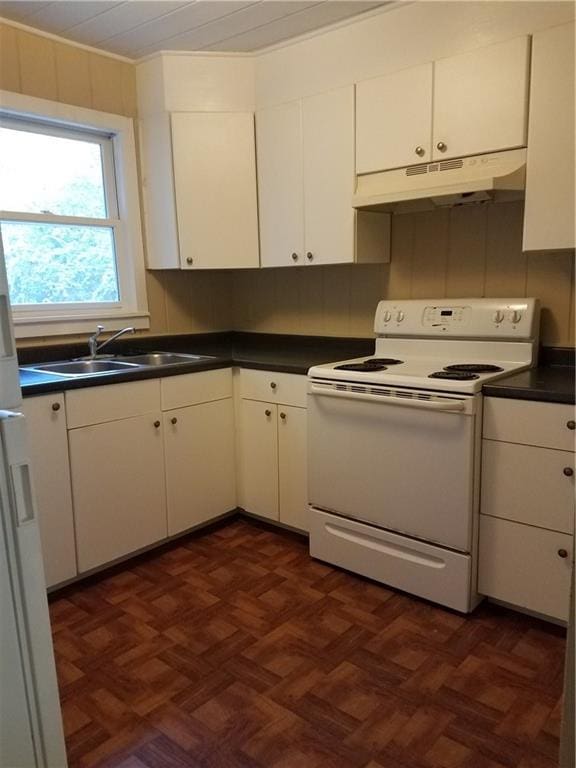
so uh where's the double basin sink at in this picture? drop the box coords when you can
[24,352,214,378]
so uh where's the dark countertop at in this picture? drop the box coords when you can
[18,332,374,396]
[483,366,575,405]
[18,332,575,404]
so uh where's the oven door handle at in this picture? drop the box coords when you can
[309,384,467,412]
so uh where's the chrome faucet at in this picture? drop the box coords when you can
[88,325,135,358]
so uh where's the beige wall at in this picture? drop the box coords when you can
[0,21,233,346]
[1,22,574,349]
[232,202,575,348]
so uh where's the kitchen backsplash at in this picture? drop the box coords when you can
[231,202,575,348]
[3,22,573,350]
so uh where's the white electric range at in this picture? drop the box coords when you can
[307,297,540,613]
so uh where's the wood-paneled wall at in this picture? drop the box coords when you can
[232,202,575,347]
[0,21,233,346]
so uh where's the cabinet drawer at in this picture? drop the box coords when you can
[66,380,161,428]
[483,397,575,450]
[481,440,574,533]
[478,515,572,621]
[161,369,232,411]
[239,369,307,407]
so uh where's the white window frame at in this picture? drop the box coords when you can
[0,90,149,338]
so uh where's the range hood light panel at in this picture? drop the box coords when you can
[353,148,527,212]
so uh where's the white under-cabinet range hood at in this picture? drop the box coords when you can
[353,148,526,212]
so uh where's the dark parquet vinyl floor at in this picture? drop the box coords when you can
[49,517,567,768]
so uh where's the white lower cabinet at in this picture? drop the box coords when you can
[69,411,167,573]
[479,516,572,622]
[65,370,236,574]
[237,370,308,531]
[278,405,308,531]
[164,398,236,535]
[479,396,575,621]
[20,394,76,588]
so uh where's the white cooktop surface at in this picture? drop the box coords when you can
[308,354,529,394]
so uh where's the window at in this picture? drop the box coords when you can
[0,90,148,337]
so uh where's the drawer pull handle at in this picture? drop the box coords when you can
[154,420,161,428]
[51,402,61,412]
[557,549,569,559]
[270,382,277,390]
[280,412,286,420]
[265,409,272,417]
[567,420,575,430]
[171,417,178,425]
[291,252,298,262]
[563,467,574,477]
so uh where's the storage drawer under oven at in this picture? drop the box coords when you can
[309,508,475,612]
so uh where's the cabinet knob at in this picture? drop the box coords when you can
[270,382,277,390]
[415,146,425,157]
[436,141,447,152]
[280,412,286,420]
[154,420,161,428]
[51,402,61,412]
[265,409,272,417]
[306,252,313,262]
[291,252,299,262]
[567,420,575,430]
[186,257,193,265]
[563,466,574,477]
[557,549,569,559]
[171,417,178,425]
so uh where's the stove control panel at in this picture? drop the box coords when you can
[374,298,539,339]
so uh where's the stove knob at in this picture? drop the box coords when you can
[509,310,522,324]
[382,310,392,322]
[396,310,405,322]
[492,310,504,324]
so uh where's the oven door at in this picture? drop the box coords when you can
[307,379,478,552]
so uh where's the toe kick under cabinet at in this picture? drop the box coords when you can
[479,397,575,622]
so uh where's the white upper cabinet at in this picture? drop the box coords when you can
[433,36,530,161]
[141,111,259,269]
[356,36,530,173]
[256,100,305,267]
[171,112,259,269]
[523,21,575,252]
[302,87,356,265]
[257,86,390,267]
[356,63,433,173]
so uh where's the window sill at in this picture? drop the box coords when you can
[13,311,150,339]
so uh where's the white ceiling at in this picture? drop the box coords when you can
[0,1,390,58]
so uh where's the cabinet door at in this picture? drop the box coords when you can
[433,36,529,161]
[256,101,304,267]
[164,399,236,536]
[171,112,259,269]
[70,414,166,572]
[481,440,574,534]
[20,394,76,588]
[479,515,572,621]
[278,406,308,532]
[238,400,278,520]
[302,86,355,265]
[356,63,433,173]
[523,22,575,251]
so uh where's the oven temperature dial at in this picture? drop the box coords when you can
[508,310,522,324]
[382,310,392,322]
[395,310,405,322]
[492,310,504,324]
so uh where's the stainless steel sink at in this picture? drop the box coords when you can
[114,352,213,366]
[27,360,140,377]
